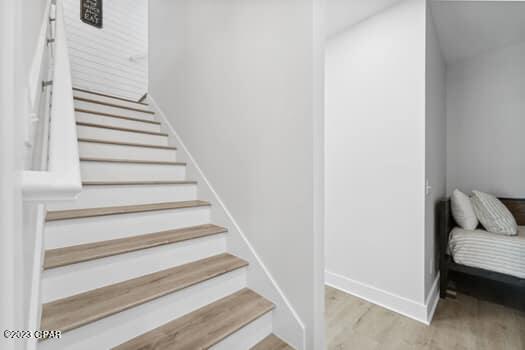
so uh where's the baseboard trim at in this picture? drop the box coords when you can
[425,272,440,324]
[325,270,440,325]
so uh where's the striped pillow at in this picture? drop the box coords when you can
[471,191,518,235]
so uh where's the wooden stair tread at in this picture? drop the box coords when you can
[76,108,160,124]
[78,138,177,150]
[82,180,197,186]
[41,253,248,332]
[46,200,210,221]
[251,335,295,350]
[80,157,186,166]
[74,96,154,114]
[44,224,227,269]
[73,87,148,106]
[113,288,274,350]
[76,121,168,136]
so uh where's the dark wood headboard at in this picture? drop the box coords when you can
[500,198,525,225]
[437,199,454,271]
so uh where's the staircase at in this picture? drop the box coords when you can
[38,88,293,350]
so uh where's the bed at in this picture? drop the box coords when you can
[438,197,525,310]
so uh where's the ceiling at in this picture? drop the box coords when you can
[431,1,525,64]
[326,0,402,38]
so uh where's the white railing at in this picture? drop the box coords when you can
[21,0,82,201]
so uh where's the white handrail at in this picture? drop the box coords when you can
[21,0,82,201]
[27,0,51,110]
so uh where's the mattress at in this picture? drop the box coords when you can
[449,226,525,279]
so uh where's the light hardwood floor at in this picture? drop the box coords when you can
[326,286,525,350]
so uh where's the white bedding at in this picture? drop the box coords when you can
[449,226,525,279]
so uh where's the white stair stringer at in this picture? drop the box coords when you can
[42,233,227,302]
[38,268,248,350]
[44,206,211,249]
[76,111,161,133]
[148,96,305,349]
[78,139,177,162]
[47,183,196,210]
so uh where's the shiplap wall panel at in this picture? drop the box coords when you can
[63,0,148,100]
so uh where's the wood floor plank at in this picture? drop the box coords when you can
[251,334,295,350]
[78,138,177,150]
[79,157,186,166]
[113,288,274,350]
[82,180,197,186]
[325,286,525,350]
[44,224,228,269]
[76,121,168,136]
[74,96,154,114]
[46,200,210,221]
[73,87,148,106]
[41,253,248,332]
[76,108,160,124]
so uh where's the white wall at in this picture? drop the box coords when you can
[0,3,22,349]
[326,0,402,38]
[424,7,446,300]
[63,0,148,100]
[446,40,525,198]
[1,1,47,349]
[325,0,429,320]
[149,1,323,349]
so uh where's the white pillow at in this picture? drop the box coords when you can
[471,190,518,236]
[451,189,478,230]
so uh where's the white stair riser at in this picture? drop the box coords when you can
[44,207,211,249]
[80,161,186,182]
[42,234,227,302]
[76,112,161,133]
[47,184,196,210]
[74,90,150,111]
[211,312,273,350]
[77,125,168,146]
[38,269,247,350]
[74,100,155,121]
[78,141,177,163]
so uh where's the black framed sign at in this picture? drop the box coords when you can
[81,0,103,28]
